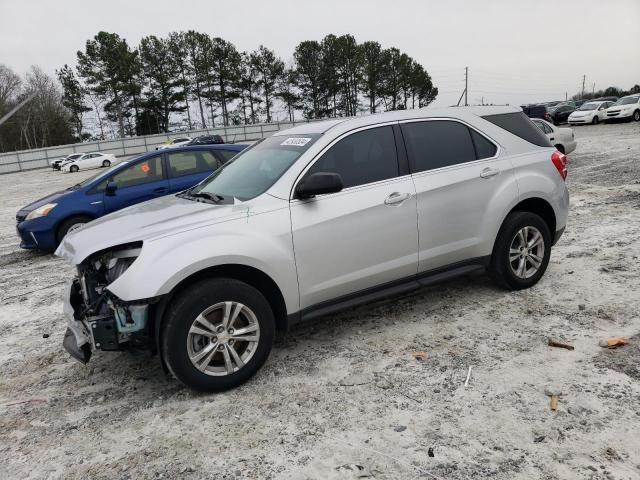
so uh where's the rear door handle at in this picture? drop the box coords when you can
[480,167,499,179]
[384,192,411,206]
[152,187,169,194]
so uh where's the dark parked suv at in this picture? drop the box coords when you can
[547,104,576,125]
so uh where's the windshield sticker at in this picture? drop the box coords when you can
[280,137,312,147]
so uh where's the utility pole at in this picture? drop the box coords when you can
[464,66,468,106]
[592,83,595,96]
[581,74,586,99]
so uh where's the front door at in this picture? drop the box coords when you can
[102,155,169,213]
[290,125,419,309]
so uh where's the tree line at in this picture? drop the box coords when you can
[59,31,438,138]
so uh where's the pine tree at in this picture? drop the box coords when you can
[56,64,90,138]
[210,37,241,127]
[294,40,324,118]
[250,46,284,123]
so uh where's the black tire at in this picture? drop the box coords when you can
[102,159,111,167]
[633,110,640,122]
[489,211,552,291]
[162,278,275,392]
[554,144,565,154]
[591,116,599,125]
[70,165,79,173]
[57,215,93,243]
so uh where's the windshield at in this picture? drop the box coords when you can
[190,134,320,201]
[578,102,598,111]
[613,96,639,106]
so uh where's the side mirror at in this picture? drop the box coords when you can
[105,181,118,196]
[295,172,344,199]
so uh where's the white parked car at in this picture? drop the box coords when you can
[155,137,193,150]
[530,119,576,154]
[605,95,640,122]
[52,153,83,170]
[62,152,117,173]
[568,101,614,125]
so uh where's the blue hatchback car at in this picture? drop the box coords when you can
[16,144,247,251]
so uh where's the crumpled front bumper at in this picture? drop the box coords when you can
[62,282,93,363]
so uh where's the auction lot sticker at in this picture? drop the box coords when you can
[281,137,312,146]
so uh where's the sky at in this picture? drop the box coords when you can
[1,0,639,109]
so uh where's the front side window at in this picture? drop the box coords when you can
[401,120,476,173]
[191,134,320,201]
[111,156,164,188]
[304,126,399,189]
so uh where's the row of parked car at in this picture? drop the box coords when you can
[522,94,640,126]
[50,135,228,172]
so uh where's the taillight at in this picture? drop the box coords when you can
[551,151,567,180]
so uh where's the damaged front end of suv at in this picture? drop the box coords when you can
[62,242,156,363]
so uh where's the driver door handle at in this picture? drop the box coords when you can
[153,187,169,194]
[384,192,411,206]
[480,167,500,179]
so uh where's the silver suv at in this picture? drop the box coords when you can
[57,106,569,392]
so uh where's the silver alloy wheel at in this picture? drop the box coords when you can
[509,226,545,279]
[186,301,260,376]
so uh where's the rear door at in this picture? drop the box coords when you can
[400,119,518,272]
[102,155,169,213]
[166,149,223,192]
[290,124,419,308]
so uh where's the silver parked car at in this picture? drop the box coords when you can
[56,106,569,392]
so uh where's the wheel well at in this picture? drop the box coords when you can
[554,144,565,154]
[509,198,556,236]
[165,264,288,332]
[56,214,95,241]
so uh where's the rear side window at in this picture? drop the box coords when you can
[216,149,239,162]
[470,129,497,159]
[401,120,476,173]
[483,112,552,147]
[167,151,221,178]
[306,126,399,188]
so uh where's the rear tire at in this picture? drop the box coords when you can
[57,215,93,243]
[102,159,111,167]
[70,165,79,173]
[162,278,275,392]
[490,211,552,290]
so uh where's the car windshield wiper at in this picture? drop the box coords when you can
[191,192,224,202]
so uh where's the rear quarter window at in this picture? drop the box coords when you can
[482,112,552,147]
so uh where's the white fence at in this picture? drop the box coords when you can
[0,119,321,175]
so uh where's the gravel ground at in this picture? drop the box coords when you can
[0,122,639,480]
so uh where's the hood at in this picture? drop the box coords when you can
[55,194,250,264]
[569,110,592,117]
[17,190,70,217]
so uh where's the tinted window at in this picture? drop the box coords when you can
[305,126,398,188]
[483,112,552,147]
[470,129,497,159]
[111,156,164,188]
[167,151,219,178]
[401,120,476,173]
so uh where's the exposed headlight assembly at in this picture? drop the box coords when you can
[96,244,142,283]
[25,203,57,221]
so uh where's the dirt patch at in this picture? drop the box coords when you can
[594,334,640,381]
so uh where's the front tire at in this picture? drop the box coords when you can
[69,165,79,173]
[490,211,552,290]
[162,278,275,392]
[592,115,599,125]
[57,215,92,243]
[633,110,640,122]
